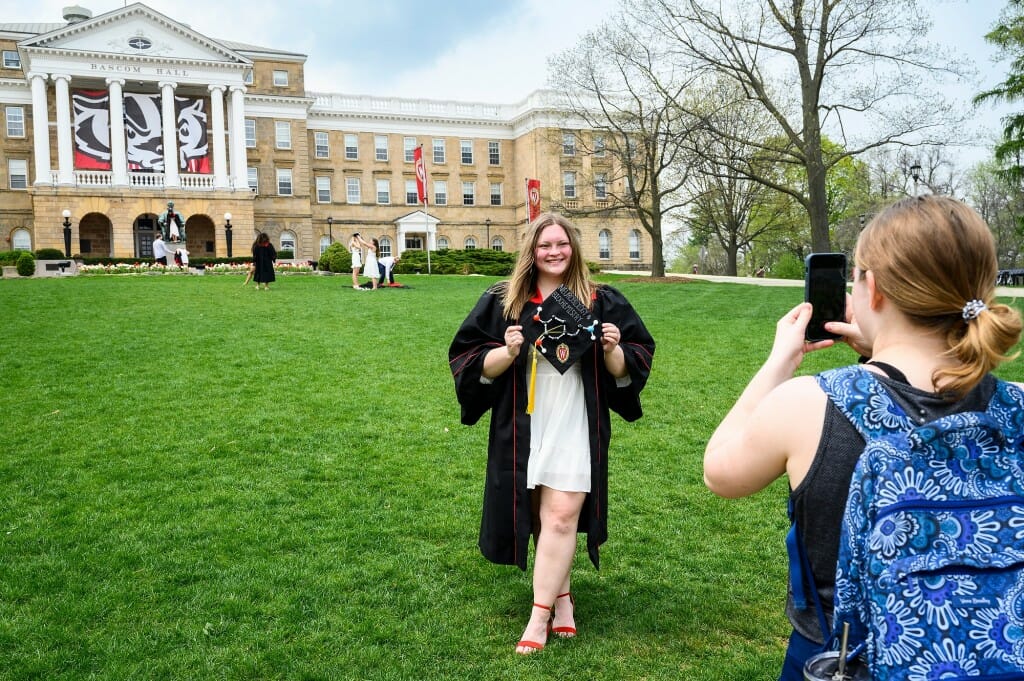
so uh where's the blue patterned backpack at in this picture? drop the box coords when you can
[817,365,1024,681]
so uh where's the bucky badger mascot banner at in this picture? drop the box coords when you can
[73,89,210,174]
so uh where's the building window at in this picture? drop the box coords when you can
[346,177,361,203]
[595,173,608,200]
[379,237,392,258]
[434,180,447,206]
[247,166,258,193]
[465,237,477,250]
[244,118,256,148]
[273,69,288,86]
[320,235,332,255]
[404,137,416,163]
[275,121,291,150]
[594,135,606,157]
[406,235,423,250]
[405,180,418,205]
[2,51,20,69]
[563,132,576,156]
[462,181,475,206]
[280,230,296,254]
[314,131,329,158]
[599,230,611,260]
[316,176,331,203]
[563,171,576,199]
[12,228,31,250]
[490,182,502,206]
[376,179,390,204]
[9,159,28,189]
[488,140,500,165]
[277,168,293,196]
[6,106,24,137]
[375,135,388,161]
[344,134,358,160]
[460,140,473,164]
[629,230,641,259]
[437,236,449,249]
[432,138,445,164]
[491,237,504,252]
[244,70,254,85]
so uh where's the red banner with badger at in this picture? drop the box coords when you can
[73,89,112,170]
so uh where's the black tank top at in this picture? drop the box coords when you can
[785,365,996,643]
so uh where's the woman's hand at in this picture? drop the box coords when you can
[769,302,833,374]
[504,324,524,359]
[600,322,620,354]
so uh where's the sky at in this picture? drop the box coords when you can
[3,0,1019,168]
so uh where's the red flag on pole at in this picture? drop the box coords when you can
[415,145,428,206]
[526,178,541,222]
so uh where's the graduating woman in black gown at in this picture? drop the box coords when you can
[251,232,277,291]
[449,213,655,654]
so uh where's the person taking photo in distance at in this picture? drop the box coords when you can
[703,195,1022,680]
[448,213,655,655]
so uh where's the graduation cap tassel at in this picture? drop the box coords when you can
[526,343,539,414]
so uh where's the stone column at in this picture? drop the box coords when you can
[53,74,75,185]
[159,81,179,188]
[228,85,248,190]
[28,72,52,186]
[208,84,229,189]
[106,78,128,187]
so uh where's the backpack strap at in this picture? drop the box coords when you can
[815,365,915,438]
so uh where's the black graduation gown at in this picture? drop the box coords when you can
[252,243,277,283]
[448,282,655,571]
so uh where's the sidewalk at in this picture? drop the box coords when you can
[604,271,1021,299]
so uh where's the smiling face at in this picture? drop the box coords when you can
[533,223,573,282]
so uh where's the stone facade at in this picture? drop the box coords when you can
[0,4,649,269]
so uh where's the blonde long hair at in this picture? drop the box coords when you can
[500,213,595,320]
[856,195,1021,395]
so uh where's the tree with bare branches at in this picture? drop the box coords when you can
[548,15,704,276]
[634,0,970,252]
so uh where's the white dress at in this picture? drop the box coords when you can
[363,249,378,277]
[350,246,362,269]
[527,356,591,492]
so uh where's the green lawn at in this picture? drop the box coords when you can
[1,273,1021,680]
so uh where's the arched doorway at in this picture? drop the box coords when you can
[185,215,216,257]
[79,213,113,257]
[133,212,159,258]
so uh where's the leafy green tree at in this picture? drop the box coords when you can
[976,0,1024,186]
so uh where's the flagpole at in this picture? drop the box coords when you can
[419,145,431,275]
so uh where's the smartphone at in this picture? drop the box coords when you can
[804,253,847,342]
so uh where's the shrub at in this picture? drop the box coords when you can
[0,250,22,266]
[772,253,805,280]
[395,248,517,276]
[277,249,294,259]
[318,243,348,273]
[35,248,65,260]
[16,251,35,277]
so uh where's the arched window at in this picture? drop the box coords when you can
[491,236,504,252]
[598,230,611,260]
[629,230,641,260]
[465,237,477,250]
[379,236,392,258]
[11,228,31,251]
[280,230,296,256]
[437,236,450,250]
[319,235,331,255]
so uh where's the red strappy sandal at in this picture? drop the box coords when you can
[515,603,553,654]
[552,592,577,638]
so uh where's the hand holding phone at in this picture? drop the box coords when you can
[804,253,847,342]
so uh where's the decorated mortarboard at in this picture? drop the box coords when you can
[524,285,602,413]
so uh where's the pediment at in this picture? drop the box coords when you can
[19,2,248,65]
[396,210,439,227]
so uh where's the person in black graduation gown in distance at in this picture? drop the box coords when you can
[448,212,655,655]
[251,232,277,291]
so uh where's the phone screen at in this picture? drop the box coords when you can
[804,253,847,342]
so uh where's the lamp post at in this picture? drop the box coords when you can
[910,162,922,197]
[485,218,491,249]
[327,216,333,243]
[224,212,233,258]
[61,209,72,257]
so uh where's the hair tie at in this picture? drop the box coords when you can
[962,299,987,321]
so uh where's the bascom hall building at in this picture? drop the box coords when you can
[0,3,649,268]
